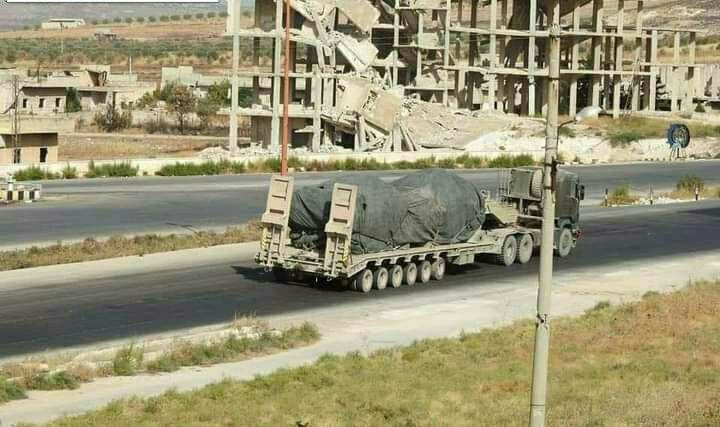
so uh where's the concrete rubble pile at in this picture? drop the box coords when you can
[235,0,516,154]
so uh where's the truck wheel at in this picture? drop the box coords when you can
[403,263,418,286]
[355,269,374,293]
[373,267,389,290]
[389,265,403,288]
[418,260,432,283]
[555,227,574,258]
[496,236,518,266]
[431,257,446,280]
[516,234,533,264]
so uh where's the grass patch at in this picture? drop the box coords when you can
[146,322,319,373]
[45,281,720,426]
[157,160,246,176]
[0,222,261,272]
[605,184,640,206]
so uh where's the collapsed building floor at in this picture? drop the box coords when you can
[226,0,719,153]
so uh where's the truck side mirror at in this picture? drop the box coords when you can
[578,185,585,201]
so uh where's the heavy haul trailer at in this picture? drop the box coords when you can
[256,168,584,293]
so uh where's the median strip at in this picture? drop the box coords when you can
[0,318,320,406]
[0,222,261,272]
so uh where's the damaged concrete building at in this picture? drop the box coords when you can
[226,0,717,152]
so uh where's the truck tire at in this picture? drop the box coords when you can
[403,263,418,286]
[355,269,374,293]
[419,260,432,283]
[495,235,518,266]
[530,169,543,199]
[389,265,403,288]
[555,227,574,258]
[431,257,446,280]
[516,234,533,264]
[373,267,389,290]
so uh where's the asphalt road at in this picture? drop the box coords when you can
[1,200,719,357]
[0,160,718,249]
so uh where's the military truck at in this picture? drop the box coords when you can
[256,167,584,292]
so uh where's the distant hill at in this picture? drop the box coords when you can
[0,1,252,30]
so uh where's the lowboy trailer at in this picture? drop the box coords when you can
[256,168,584,292]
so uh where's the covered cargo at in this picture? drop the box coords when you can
[288,169,486,254]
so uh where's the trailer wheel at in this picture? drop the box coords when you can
[373,267,389,290]
[403,263,418,286]
[555,227,574,258]
[431,257,446,280]
[273,269,290,283]
[516,234,533,264]
[389,265,403,288]
[496,235,518,266]
[354,269,374,293]
[418,260,432,283]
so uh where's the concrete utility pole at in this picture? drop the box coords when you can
[280,0,291,176]
[228,0,241,155]
[529,0,560,425]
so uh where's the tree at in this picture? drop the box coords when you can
[219,11,228,18]
[159,15,169,22]
[137,17,145,23]
[195,13,205,20]
[207,12,217,18]
[102,19,110,25]
[170,15,180,21]
[113,17,122,23]
[183,14,192,20]
[65,88,82,113]
[167,85,197,134]
[125,17,134,24]
[93,103,132,132]
[148,16,157,23]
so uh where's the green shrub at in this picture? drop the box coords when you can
[0,376,26,403]
[62,165,78,179]
[28,371,80,391]
[676,175,705,193]
[112,344,144,376]
[86,161,139,178]
[487,154,536,168]
[13,166,59,181]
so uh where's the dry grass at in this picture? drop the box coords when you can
[41,280,720,426]
[583,116,720,147]
[0,222,261,272]
[58,133,230,161]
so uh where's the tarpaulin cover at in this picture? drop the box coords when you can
[288,169,486,254]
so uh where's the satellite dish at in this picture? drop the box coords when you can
[667,124,691,148]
